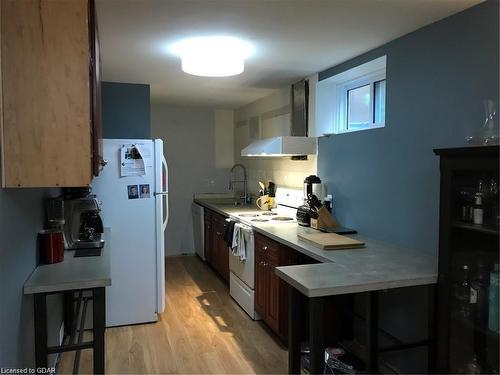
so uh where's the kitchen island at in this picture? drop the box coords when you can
[195,198,438,374]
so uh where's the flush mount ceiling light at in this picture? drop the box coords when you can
[170,36,253,77]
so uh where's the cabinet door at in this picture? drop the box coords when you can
[204,212,214,264]
[213,216,223,274]
[1,0,92,187]
[216,222,229,283]
[219,241,230,283]
[89,0,103,176]
[255,248,268,317]
[266,259,281,334]
[212,214,229,282]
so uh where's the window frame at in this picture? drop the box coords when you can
[325,55,387,135]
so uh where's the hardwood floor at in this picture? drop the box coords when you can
[59,255,288,374]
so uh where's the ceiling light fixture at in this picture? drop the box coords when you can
[170,36,253,77]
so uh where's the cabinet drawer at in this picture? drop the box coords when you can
[255,233,281,264]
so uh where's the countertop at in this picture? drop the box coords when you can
[24,229,111,294]
[194,198,438,297]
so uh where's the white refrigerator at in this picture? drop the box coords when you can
[91,138,168,326]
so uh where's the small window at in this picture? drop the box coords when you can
[319,55,386,134]
[347,84,371,130]
[344,78,386,131]
[374,79,386,124]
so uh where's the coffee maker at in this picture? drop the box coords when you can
[63,188,104,249]
[296,175,323,226]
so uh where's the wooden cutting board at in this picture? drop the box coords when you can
[297,232,365,250]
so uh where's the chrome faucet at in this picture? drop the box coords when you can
[229,163,248,203]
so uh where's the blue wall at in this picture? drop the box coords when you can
[318,0,499,254]
[102,82,151,139]
[0,189,62,368]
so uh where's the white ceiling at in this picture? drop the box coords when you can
[96,0,481,109]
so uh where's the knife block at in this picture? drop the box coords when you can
[310,207,339,229]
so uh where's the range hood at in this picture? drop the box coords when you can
[241,136,316,157]
[241,79,317,158]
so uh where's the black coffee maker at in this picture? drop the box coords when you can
[63,188,104,249]
[296,175,323,226]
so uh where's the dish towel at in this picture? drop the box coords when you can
[223,219,235,248]
[231,222,254,262]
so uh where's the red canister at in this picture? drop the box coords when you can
[39,229,64,264]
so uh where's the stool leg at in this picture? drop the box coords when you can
[92,288,105,374]
[288,286,302,374]
[309,297,325,375]
[428,285,437,373]
[34,293,48,369]
[366,291,379,373]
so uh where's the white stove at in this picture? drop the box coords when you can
[228,188,302,321]
[233,187,302,225]
[235,208,297,224]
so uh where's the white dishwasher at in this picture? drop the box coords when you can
[191,203,205,260]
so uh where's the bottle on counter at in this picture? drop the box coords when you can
[459,190,474,222]
[470,261,490,329]
[456,265,472,318]
[473,193,484,225]
[466,354,482,374]
[489,179,499,226]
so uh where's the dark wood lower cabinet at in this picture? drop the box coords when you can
[254,232,318,343]
[203,209,229,283]
[255,247,268,316]
[203,208,318,342]
[267,261,281,333]
[204,210,214,264]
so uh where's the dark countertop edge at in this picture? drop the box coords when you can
[24,278,112,295]
[194,198,333,263]
[275,264,437,297]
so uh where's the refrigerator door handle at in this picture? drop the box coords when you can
[153,139,166,314]
[163,196,169,231]
[161,155,169,230]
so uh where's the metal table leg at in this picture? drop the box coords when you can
[288,286,302,375]
[366,291,379,373]
[34,293,48,368]
[309,297,325,375]
[427,285,436,373]
[63,291,75,337]
[92,287,106,374]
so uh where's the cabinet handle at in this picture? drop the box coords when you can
[97,159,108,172]
[263,246,268,251]
[216,231,222,236]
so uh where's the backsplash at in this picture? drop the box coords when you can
[237,155,316,196]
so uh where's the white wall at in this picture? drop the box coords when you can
[151,103,234,256]
[234,88,317,195]
[215,110,235,168]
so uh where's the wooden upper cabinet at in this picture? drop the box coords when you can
[89,0,103,177]
[0,0,102,188]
